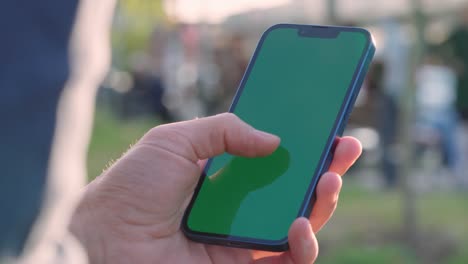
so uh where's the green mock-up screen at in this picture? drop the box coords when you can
[187,27,368,241]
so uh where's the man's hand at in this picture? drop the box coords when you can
[70,113,362,264]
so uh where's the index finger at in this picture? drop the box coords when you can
[328,136,362,175]
[308,136,362,231]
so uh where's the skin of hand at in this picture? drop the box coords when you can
[70,113,362,264]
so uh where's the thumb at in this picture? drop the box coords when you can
[141,113,280,162]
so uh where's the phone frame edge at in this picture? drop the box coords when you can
[181,23,376,252]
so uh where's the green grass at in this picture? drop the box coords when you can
[86,109,468,263]
[318,244,417,264]
[318,183,468,263]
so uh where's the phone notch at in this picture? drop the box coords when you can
[297,26,340,39]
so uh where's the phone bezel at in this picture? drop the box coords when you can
[181,23,375,252]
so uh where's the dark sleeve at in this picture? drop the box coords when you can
[0,0,79,256]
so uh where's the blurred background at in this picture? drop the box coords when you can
[87,0,468,263]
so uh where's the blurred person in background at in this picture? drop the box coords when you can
[366,60,399,188]
[445,5,468,121]
[213,34,250,114]
[444,5,468,183]
[121,52,171,121]
[0,1,362,263]
[414,47,459,177]
[378,19,409,189]
[163,24,206,120]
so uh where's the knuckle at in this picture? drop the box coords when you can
[140,125,198,162]
[145,125,170,141]
[144,126,161,141]
[142,125,181,148]
[220,112,241,123]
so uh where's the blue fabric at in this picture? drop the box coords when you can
[0,0,79,256]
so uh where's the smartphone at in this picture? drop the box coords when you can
[182,24,375,252]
